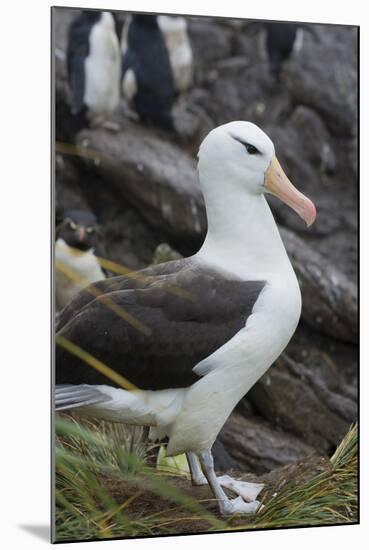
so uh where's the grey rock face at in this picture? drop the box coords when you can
[75,119,207,251]
[284,26,358,138]
[218,413,316,474]
[281,228,357,344]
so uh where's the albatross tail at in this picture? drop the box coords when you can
[55,384,112,411]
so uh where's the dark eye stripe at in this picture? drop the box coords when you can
[231,135,261,155]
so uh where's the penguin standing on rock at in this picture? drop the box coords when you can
[55,209,107,311]
[265,22,320,81]
[121,14,175,129]
[67,11,121,128]
[157,15,193,94]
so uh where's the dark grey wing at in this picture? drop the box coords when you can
[56,258,189,330]
[55,262,265,391]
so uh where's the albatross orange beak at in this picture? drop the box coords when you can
[264,156,316,227]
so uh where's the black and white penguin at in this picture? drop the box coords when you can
[55,209,107,311]
[265,22,320,81]
[157,15,193,94]
[66,10,121,126]
[121,14,175,129]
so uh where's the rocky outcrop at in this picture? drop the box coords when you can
[248,351,355,453]
[75,121,207,251]
[218,413,316,474]
[281,228,357,344]
[284,26,358,138]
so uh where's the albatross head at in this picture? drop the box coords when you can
[198,121,316,227]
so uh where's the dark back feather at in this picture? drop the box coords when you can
[56,260,265,390]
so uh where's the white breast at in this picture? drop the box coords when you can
[55,239,105,310]
[122,68,137,103]
[84,12,121,116]
[166,274,301,455]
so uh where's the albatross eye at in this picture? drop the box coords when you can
[231,135,261,155]
[244,143,259,155]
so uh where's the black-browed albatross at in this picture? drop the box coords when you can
[55,121,316,515]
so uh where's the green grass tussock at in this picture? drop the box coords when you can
[54,418,358,541]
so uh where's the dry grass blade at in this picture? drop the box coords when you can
[241,423,358,530]
[55,141,111,163]
[95,255,194,301]
[55,335,138,391]
[56,259,151,335]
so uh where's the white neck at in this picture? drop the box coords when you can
[196,166,292,280]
